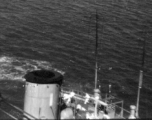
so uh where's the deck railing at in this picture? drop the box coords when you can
[61,87,131,119]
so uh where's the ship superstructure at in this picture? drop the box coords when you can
[0,69,138,119]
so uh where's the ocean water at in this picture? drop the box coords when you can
[0,0,152,118]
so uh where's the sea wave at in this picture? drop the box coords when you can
[0,55,65,81]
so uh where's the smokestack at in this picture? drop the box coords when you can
[23,70,63,119]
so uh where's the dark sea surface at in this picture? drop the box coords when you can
[0,0,152,118]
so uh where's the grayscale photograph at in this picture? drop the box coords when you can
[0,0,151,119]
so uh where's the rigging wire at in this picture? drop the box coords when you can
[0,93,37,119]
[0,108,18,120]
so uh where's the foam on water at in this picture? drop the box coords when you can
[0,55,65,81]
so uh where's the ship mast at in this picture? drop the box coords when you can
[94,10,99,89]
[136,39,146,118]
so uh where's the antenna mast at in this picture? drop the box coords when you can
[136,39,146,118]
[94,10,99,89]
